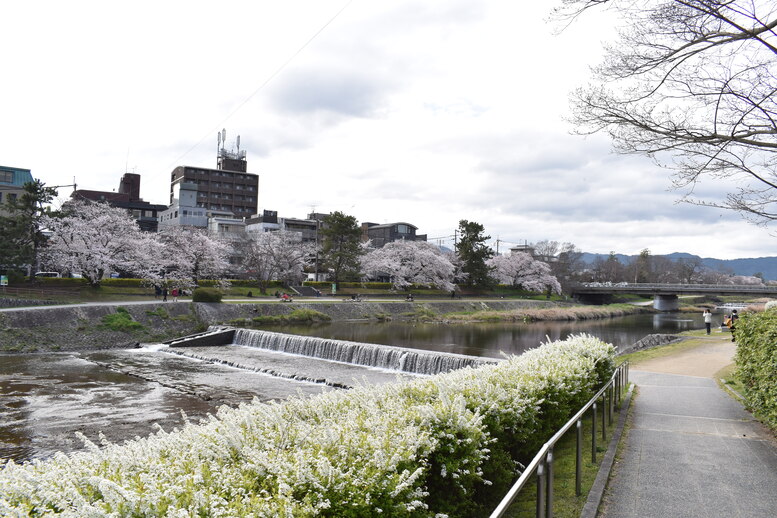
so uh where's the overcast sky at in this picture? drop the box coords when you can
[2,0,774,260]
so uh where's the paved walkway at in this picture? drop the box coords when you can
[600,340,777,517]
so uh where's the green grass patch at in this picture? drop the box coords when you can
[401,305,438,321]
[229,309,333,327]
[503,397,622,517]
[715,363,746,403]
[145,307,170,319]
[100,307,145,332]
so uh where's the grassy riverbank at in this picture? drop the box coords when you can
[442,303,655,323]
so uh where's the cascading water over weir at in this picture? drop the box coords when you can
[231,328,496,376]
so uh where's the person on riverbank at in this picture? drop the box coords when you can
[703,309,712,335]
[730,309,739,341]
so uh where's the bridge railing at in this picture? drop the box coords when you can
[489,361,630,518]
[576,282,777,293]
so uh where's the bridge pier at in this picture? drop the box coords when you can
[653,294,679,311]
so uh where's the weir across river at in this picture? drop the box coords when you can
[1,328,493,462]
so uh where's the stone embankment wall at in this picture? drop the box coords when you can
[0,298,57,309]
[0,299,557,352]
[621,333,683,354]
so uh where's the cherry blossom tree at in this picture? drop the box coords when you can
[41,200,152,287]
[237,230,315,294]
[488,252,562,294]
[361,240,455,291]
[150,227,232,290]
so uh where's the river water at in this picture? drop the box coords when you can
[1,311,713,463]
[273,311,711,358]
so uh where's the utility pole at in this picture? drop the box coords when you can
[311,205,319,282]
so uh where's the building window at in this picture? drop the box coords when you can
[0,171,13,183]
[397,224,409,234]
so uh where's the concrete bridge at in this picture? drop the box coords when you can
[572,283,777,311]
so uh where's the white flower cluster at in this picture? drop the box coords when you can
[0,334,614,517]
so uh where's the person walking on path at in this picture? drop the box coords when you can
[703,308,712,335]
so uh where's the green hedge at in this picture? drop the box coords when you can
[100,278,143,288]
[304,281,394,290]
[0,334,614,517]
[192,288,223,303]
[27,276,87,287]
[734,309,777,429]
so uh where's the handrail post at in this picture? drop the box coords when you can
[546,449,554,518]
[592,402,597,463]
[575,419,582,496]
[601,393,607,442]
[536,461,546,518]
[609,385,614,425]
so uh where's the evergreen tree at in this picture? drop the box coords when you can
[0,180,58,278]
[320,211,363,284]
[455,219,494,287]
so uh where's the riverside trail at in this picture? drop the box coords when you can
[599,333,777,518]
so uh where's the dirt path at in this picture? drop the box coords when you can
[631,333,736,378]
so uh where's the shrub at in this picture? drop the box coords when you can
[0,334,615,517]
[734,309,777,429]
[100,278,143,288]
[28,276,87,287]
[192,288,223,303]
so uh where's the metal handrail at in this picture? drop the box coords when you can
[489,361,629,518]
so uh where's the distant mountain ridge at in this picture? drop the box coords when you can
[579,252,777,281]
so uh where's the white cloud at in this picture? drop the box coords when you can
[1,0,774,261]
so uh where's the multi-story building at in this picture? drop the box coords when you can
[166,147,257,218]
[361,222,427,248]
[72,173,167,231]
[0,165,34,214]
[245,210,318,242]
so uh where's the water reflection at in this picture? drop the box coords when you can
[274,312,709,358]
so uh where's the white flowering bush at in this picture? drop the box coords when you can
[0,334,614,517]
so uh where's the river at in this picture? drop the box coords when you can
[1,310,713,463]
[271,311,712,358]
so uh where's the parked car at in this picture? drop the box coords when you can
[34,272,61,278]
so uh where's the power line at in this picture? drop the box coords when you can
[168,0,355,169]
